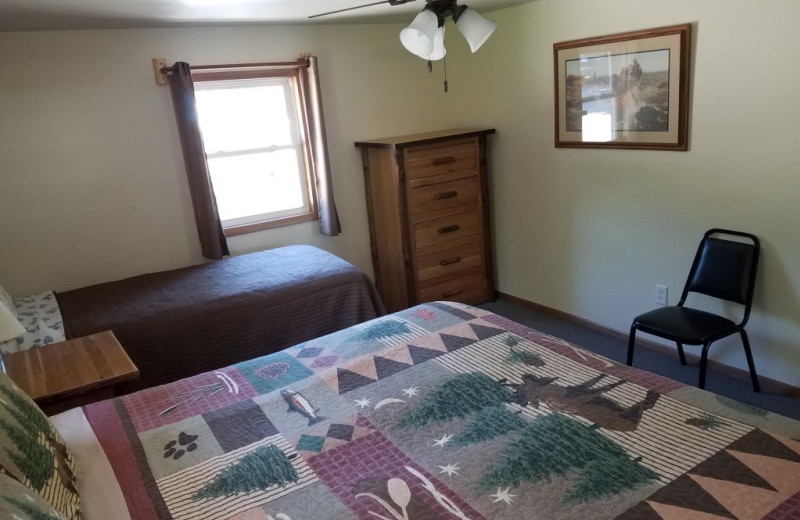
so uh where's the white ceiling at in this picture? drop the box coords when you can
[0,0,532,32]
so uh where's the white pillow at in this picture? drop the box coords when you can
[0,285,16,317]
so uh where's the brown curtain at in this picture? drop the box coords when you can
[300,56,341,236]
[167,62,230,260]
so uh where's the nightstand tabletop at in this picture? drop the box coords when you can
[4,330,139,405]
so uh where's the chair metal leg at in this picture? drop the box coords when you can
[740,329,761,392]
[676,342,687,366]
[626,326,637,366]
[699,342,712,389]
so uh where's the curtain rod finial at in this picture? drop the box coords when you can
[153,58,168,85]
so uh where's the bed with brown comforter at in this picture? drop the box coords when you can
[55,245,385,391]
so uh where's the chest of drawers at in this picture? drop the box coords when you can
[355,129,495,312]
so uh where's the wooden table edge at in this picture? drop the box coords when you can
[5,330,140,405]
[33,368,141,406]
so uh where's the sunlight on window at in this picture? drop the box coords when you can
[582,112,613,142]
[193,76,311,227]
[208,150,304,221]
[195,84,293,154]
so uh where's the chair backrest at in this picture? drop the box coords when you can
[679,229,760,322]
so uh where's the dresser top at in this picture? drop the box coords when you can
[354,128,495,149]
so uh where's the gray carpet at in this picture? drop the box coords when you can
[479,298,800,421]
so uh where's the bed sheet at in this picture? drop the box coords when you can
[51,408,131,520]
[0,291,65,354]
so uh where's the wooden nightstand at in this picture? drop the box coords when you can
[4,330,139,415]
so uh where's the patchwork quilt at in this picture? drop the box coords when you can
[84,302,800,520]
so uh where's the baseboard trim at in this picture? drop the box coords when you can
[496,292,800,400]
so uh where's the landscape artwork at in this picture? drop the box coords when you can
[554,24,691,151]
[565,49,670,133]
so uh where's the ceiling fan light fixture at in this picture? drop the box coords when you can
[428,26,447,60]
[455,7,497,53]
[400,9,439,59]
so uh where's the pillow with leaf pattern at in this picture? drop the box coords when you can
[0,370,80,519]
[0,471,68,520]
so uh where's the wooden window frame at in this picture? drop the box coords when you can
[192,68,319,236]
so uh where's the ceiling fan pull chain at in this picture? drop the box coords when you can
[443,55,448,92]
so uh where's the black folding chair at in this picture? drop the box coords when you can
[626,229,761,391]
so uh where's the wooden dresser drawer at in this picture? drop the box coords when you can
[405,140,477,181]
[414,210,481,254]
[418,268,487,304]
[416,240,483,282]
[355,128,494,312]
[408,176,479,220]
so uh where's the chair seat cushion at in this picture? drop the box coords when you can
[633,306,738,344]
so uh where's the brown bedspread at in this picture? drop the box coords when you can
[56,245,385,391]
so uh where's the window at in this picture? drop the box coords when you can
[193,69,316,235]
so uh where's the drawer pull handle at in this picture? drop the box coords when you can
[438,224,460,234]
[432,156,457,165]
[440,256,462,266]
[442,289,464,298]
[435,190,458,200]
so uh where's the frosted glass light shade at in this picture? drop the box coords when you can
[428,26,447,61]
[400,10,439,59]
[456,8,497,52]
[0,302,24,343]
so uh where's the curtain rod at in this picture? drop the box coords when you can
[161,60,310,74]
[153,55,312,85]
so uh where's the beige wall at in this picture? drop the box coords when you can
[446,0,800,386]
[0,24,453,295]
[2,0,800,387]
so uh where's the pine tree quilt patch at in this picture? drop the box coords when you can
[82,302,800,520]
[0,369,79,519]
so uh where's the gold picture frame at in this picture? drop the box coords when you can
[554,23,692,151]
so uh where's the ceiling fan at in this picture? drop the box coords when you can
[309,0,417,20]
[310,0,496,58]
[310,0,496,92]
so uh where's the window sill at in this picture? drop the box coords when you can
[223,212,317,237]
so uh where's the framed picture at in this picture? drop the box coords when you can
[554,23,691,151]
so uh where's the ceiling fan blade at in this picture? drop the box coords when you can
[309,0,416,19]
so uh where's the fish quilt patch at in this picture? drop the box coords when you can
[83,302,800,520]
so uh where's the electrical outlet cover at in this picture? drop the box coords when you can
[655,284,668,306]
